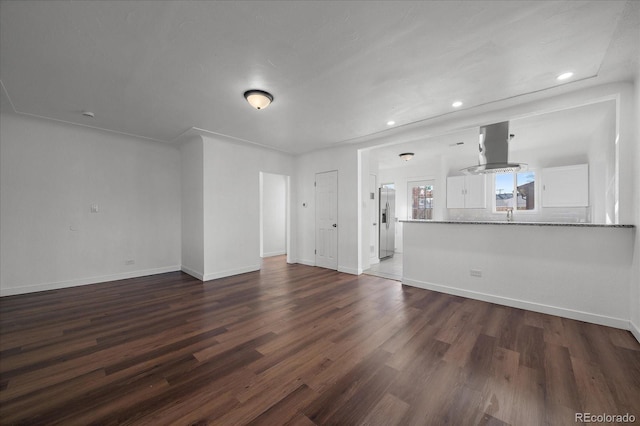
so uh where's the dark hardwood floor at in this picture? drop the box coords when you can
[1,256,639,425]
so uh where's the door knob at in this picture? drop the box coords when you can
[332,224,337,227]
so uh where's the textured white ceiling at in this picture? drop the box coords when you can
[0,1,637,154]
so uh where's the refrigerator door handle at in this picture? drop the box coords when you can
[386,202,390,229]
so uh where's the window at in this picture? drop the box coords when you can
[494,171,535,212]
[408,180,434,220]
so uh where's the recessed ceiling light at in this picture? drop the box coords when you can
[557,72,574,81]
[387,120,395,126]
[82,111,95,118]
[452,101,463,108]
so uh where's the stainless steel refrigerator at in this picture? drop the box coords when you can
[379,188,396,259]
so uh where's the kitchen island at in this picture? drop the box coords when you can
[401,220,635,330]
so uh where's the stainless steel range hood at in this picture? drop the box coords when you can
[461,121,527,174]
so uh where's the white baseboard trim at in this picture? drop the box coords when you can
[262,251,286,258]
[338,265,362,275]
[181,266,204,281]
[295,258,316,267]
[203,264,260,281]
[0,265,182,297]
[402,278,629,330]
[631,320,640,344]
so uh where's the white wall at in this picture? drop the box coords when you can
[0,113,181,296]
[368,153,380,265]
[261,172,287,257]
[202,136,294,281]
[180,136,204,278]
[295,145,360,274]
[588,105,617,224]
[631,71,640,342]
[359,149,372,270]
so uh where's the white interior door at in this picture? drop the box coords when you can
[316,171,338,270]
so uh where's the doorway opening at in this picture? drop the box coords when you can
[259,172,291,264]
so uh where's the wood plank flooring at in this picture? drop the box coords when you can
[1,256,639,425]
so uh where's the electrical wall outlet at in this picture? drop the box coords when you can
[470,269,482,277]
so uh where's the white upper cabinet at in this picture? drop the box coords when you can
[447,175,486,209]
[446,176,465,208]
[542,164,589,207]
[465,175,487,209]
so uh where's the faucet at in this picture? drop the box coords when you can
[506,208,514,222]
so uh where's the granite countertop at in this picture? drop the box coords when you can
[400,220,634,228]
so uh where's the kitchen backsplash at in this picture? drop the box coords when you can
[445,206,592,223]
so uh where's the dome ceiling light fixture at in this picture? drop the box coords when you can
[399,152,414,162]
[244,89,273,110]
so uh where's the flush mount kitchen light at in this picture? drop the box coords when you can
[244,90,273,110]
[557,72,574,81]
[452,101,463,108]
[399,152,414,162]
[387,120,395,126]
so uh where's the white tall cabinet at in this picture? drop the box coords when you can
[446,175,486,209]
